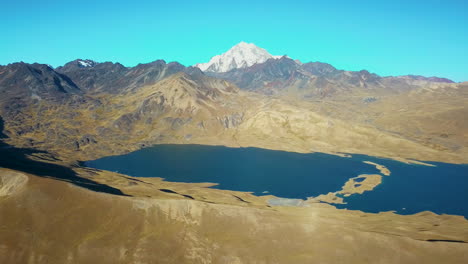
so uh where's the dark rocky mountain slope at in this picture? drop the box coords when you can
[56,59,202,93]
[208,57,454,98]
[0,62,81,102]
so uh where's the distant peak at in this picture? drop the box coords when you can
[397,75,454,83]
[195,42,285,73]
[236,41,251,46]
[233,41,257,48]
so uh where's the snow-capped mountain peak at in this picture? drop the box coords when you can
[77,59,96,68]
[195,42,284,73]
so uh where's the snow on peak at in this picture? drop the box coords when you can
[195,42,284,72]
[77,59,96,68]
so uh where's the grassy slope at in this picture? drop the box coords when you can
[3,76,467,164]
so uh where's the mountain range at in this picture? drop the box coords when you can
[200,42,454,98]
[194,42,454,83]
[0,42,466,164]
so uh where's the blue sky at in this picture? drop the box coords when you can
[1,0,467,81]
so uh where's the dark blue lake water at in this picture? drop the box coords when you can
[85,144,468,218]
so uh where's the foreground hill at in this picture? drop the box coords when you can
[1,165,468,263]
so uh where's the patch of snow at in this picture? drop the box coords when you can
[77,59,95,68]
[195,42,286,73]
[31,93,42,101]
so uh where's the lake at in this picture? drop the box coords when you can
[85,144,468,218]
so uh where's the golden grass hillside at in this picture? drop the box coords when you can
[2,75,467,164]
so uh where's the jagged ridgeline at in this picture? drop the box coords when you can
[0,42,467,164]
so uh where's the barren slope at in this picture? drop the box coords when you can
[1,167,467,264]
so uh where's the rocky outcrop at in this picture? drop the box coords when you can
[0,170,28,197]
[218,113,244,128]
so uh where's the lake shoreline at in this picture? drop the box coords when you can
[85,144,468,218]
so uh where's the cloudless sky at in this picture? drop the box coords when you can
[1,0,467,81]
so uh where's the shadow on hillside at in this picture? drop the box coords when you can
[0,116,129,196]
